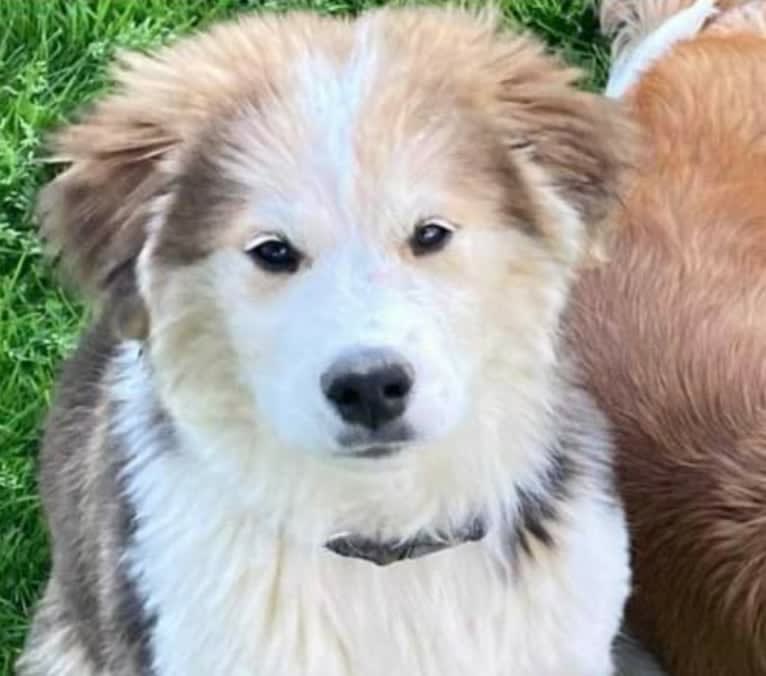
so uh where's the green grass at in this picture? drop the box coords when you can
[0,1,605,672]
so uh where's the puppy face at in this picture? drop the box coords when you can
[42,8,632,525]
[147,92,552,450]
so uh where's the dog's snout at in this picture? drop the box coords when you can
[322,350,414,430]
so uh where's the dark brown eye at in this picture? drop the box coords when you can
[247,238,301,273]
[411,220,454,256]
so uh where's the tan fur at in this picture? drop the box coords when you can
[40,7,632,313]
[569,3,766,675]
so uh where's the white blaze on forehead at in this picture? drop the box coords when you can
[292,18,380,165]
[219,19,459,245]
[273,18,383,222]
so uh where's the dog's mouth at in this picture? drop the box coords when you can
[346,444,403,459]
[336,421,413,459]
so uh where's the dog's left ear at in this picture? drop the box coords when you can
[492,37,638,261]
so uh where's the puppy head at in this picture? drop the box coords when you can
[41,8,633,527]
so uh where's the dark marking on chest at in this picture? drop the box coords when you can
[511,451,578,563]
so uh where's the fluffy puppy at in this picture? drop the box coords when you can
[569,1,766,674]
[19,7,635,676]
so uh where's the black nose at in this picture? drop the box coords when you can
[322,351,414,430]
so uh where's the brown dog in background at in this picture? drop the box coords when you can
[569,1,766,674]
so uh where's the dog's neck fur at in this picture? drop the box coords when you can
[107,340,624,676]
[116,340,565,550]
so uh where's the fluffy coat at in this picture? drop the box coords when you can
[21,7,636,675]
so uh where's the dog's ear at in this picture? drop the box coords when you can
[491,37,637,261]
[39,144,173,341]
[38,53,192,340]
[38,33,257,339]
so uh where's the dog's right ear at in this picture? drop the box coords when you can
[38,153,173,341]
[38,53,188,340]
[38,19,283,339]
[38,50,197,339]
[38,29,254,339]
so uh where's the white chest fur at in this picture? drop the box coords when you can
[124,449,628,676]
[113,344,629,676]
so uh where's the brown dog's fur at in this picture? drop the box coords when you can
[569,3,766,675]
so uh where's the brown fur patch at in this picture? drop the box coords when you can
[568,17,766,676]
